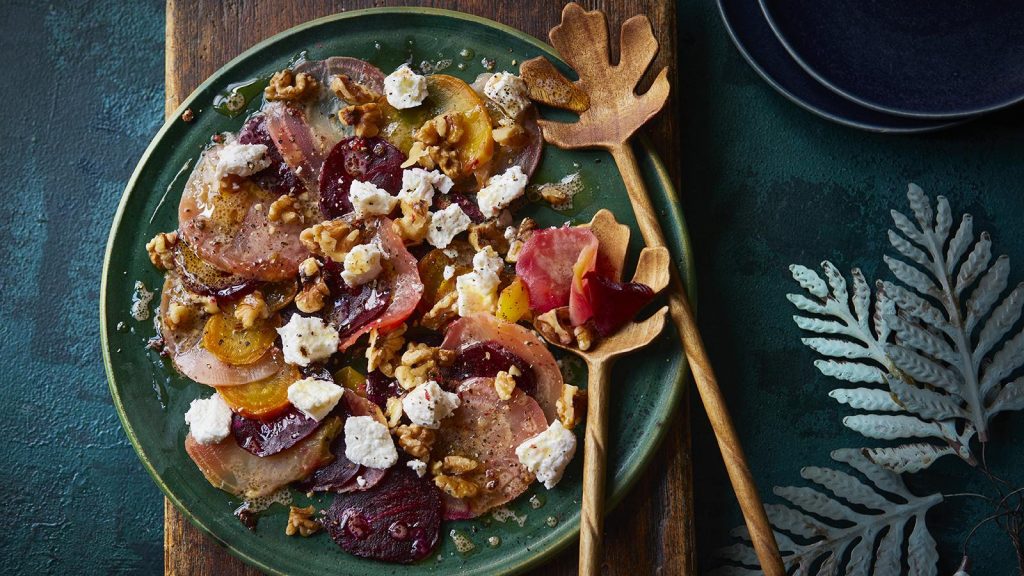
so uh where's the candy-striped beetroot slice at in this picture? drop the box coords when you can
[231,407,321,457]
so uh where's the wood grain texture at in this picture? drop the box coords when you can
[164,1,692,574]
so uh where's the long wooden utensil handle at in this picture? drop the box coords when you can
[609,143,786,576]
[579,358,611,576]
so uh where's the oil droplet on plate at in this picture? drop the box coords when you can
[131,281,154,321]
[449,529,476,554]
[459,47,475,60]
[546,516,559,528]
[529,494,545,509]
[481,57,496,71]
[487,536,501,548]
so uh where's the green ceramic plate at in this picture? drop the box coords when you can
[101,8,694,575]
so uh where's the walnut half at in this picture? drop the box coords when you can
[395,424,435,461]
[366,324,407,377]
[330,74,380,104]
[300,219,361,262]
[296,257,329,313]
[434,474,480,499]
[265,69,319,102]
[145,231,178,270]
[339,102,382,138]
[234,291,269,329]
[285,505,321,537]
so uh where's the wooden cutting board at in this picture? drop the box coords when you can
[163,1,693,574]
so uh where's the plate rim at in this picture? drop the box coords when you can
[757,0,1024,120]
[100,6,696,575]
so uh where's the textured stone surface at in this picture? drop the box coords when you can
[5,0,1024,573]
[0,1,164,574]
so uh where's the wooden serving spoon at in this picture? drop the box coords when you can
[534,209,671,576]
[521,4,786,575]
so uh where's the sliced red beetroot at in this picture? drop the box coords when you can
[296,431,360,492]
[365,370,401,408]
[325,277,392,341]
[337,219,424,351]
[237,113,307,197]
[319,137,405,218]
[516,226,599,314]
[324,465,441,564]
[432,193,486,223]
[441,314,564,423]
[433,378,547,519]
[584,271,656,337]
[160,275,284,387]
[185,417,340,499]
[441,341,537,395]
[231,407,321,457]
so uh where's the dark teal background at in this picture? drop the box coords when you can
[3,1,1023,574]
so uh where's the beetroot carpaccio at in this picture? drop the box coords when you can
[146,54,659,565]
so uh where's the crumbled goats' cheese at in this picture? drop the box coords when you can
[276,315,340,366]
[483,71,530,119]
[407,459,428,478]
[515,420,577,489]
[344,415,398,469]
[350,180,399,219]
[215,142,271,180]
[456,246,503,317]
[184,393,233,445]
[287,378,344,421]
[384,65,428,109]
[426,203,472,249]
[341,243,384,287]
[402,380,461,429]
[477,165,527,218]
[398,168,454,205]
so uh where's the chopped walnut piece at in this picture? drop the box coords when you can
[505,217,536,263]
[535,308,574,346]
[393,200,431,245]
[443,455,479,475]
[413,112,465,178]
[574,325,595,351]
[300,219,361,262]
[296,257,330,313]
[234,291,270,329]
[394,343,440,391]
[468,220,511,255]
[419,291,458,331]
[434,474,480,499]
[145,231,178,270]
[265,69,319,102]
[401,141,434,170]
[366,324,407,377]
[267,195,302,224]
[384,397,404,428]
[285,505,321,537]
[494,368,517,401]
[492,124,526,147]
[329,73,380,104]
[164,302,194,331]
[395,424,435,460]
[556,383,585,430]
[338,102,382,138]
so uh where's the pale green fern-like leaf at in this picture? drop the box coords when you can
[713,449,942,576]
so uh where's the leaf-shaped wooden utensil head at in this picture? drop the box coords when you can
[520,3,670,150]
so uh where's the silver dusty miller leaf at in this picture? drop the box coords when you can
[712,449,943,576]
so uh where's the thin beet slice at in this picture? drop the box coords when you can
[238,113,306,197]
[584,271,656,336]
[325,281,392,341]
[432,192,485,223]
[174,241,255,302]
[296,432,361,492]
[365,370,401,408]
[319,137,405,218]
[231,407,321,457]
[324,466,441,564]
[441,341,537,395]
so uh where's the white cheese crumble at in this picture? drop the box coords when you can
[407,459,428,478]
[477,165,527,218]
[515,420,577,489]
[350,180,399,219]
[456,246,503,317]
[344,415,398,469]
[442,265,456,280]
[287,378,344,421]
[184,393,233,445]
[384,65,428,109]
[402,380,461,429]
[341,243,384,287]
[398,168,454,205]
[426,203,472,249]
[356,475,367,487]
[483,71,530,119]
[215,142,271,180]
[276,315,340,366]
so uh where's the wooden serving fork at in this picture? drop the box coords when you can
[520,4,785,575]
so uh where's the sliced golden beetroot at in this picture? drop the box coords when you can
[260,279,298,313]
[160,275,284,386]
[216,365,300,420]
[515,226,599,314]
[496,277,531,323]
[174,240,254,301]
[432,378,547,519]
[379,75,494,178]
[441,313,564,422]
[201,308,277,366]
[416,242,473,311]
[184,416,340,499]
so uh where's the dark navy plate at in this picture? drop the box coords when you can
[717,0,960,132]
[760,0,1024,119]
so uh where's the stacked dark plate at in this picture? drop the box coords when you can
[718,0,1024,132]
